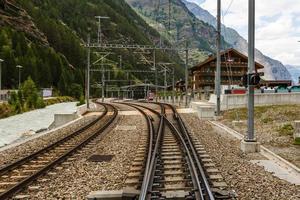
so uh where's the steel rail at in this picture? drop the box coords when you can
[122,102,165,200]
[0,103,108,176]
[128,102,205,200]
[118,102,155,200]
[161,102,215,200]
[0,103,118,199]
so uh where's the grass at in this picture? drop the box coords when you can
[294,138,300,145]
[223,105,300,122]
[277,123,294,136]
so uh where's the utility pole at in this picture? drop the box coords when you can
[119,55,122,68]
[101,58,105,102]
[164,67,167,102]
[185,41,189,108]
[16,65,23,89]
[168,0,171,31]
[215,0,221,116]
[86,32,91,109]
[247,0,255,141]
[153,50,158,102]
[95,16,109,45]
[0,59,3,91]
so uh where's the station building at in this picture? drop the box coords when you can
[190,48,264,93]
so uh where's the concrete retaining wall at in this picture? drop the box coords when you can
[48,113,78,129]
[77,104,88,116]
[209,93,300,110]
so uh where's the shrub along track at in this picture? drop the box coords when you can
[123,102,231,200]
[0,103,118,199]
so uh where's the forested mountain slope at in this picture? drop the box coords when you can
[126,0,230,65]
[0,0,183,96]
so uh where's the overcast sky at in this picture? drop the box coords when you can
[187,0,300,66]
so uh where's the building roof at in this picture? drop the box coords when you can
[190,48,264,72]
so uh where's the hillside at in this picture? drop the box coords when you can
[1,0,184,96]
[183,0,292,81]
[0,2,74,95]
[126,0,230,65]
[286,65,300,84]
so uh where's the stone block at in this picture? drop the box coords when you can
[293,121,300,140]
[198,105,215,119]
[87,188,139,200]
[162,191,189,199]
[241,140,260,153]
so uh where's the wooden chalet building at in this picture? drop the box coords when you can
[190,48,264,91]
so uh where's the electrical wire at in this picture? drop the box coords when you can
[220,0,241,121]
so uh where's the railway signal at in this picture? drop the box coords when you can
[241,73,261,87]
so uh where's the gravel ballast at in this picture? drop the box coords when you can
[181,113,299,200]
[23,114,146,199]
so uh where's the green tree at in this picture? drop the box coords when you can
[21,77,39,109]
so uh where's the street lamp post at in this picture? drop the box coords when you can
[0,59,3,91]
[16,65,23,89]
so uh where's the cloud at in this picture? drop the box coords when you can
[187,0,300,65]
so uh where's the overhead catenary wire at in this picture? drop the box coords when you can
[219,0,241,122]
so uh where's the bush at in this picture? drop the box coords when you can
[36,97,46,108]
[0,103,14,119]
[277,123,294,136]
[44,96,75,106]
[69,83,83,100]
[77,95,85,106]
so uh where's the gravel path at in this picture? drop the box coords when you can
[0,115,97,167]
[181,113,300,200]
[24,114,146,199]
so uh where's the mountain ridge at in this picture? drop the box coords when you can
[183,0,292,81]
[286,65,300,84]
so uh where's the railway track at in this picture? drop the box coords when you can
[0,102,118,199]
[124,102,230,200]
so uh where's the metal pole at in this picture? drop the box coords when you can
[168,0,171,31]
[0,60,2,91]
[101,59,105,102]
[247,0,255,141]
[164,67,167,102]
[215,0,221,116]
[98,18,101,44]
[95,16,109,45]
[154,50,158,102]
[144,79,147,100]
[19,68,21,88]
[185,42,189,108]
[172,67,175,104]
[16,65,23,89]
[87,33,91,109]
[119,55,122,68]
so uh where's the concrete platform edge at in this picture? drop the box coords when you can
[0,116,83,152]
